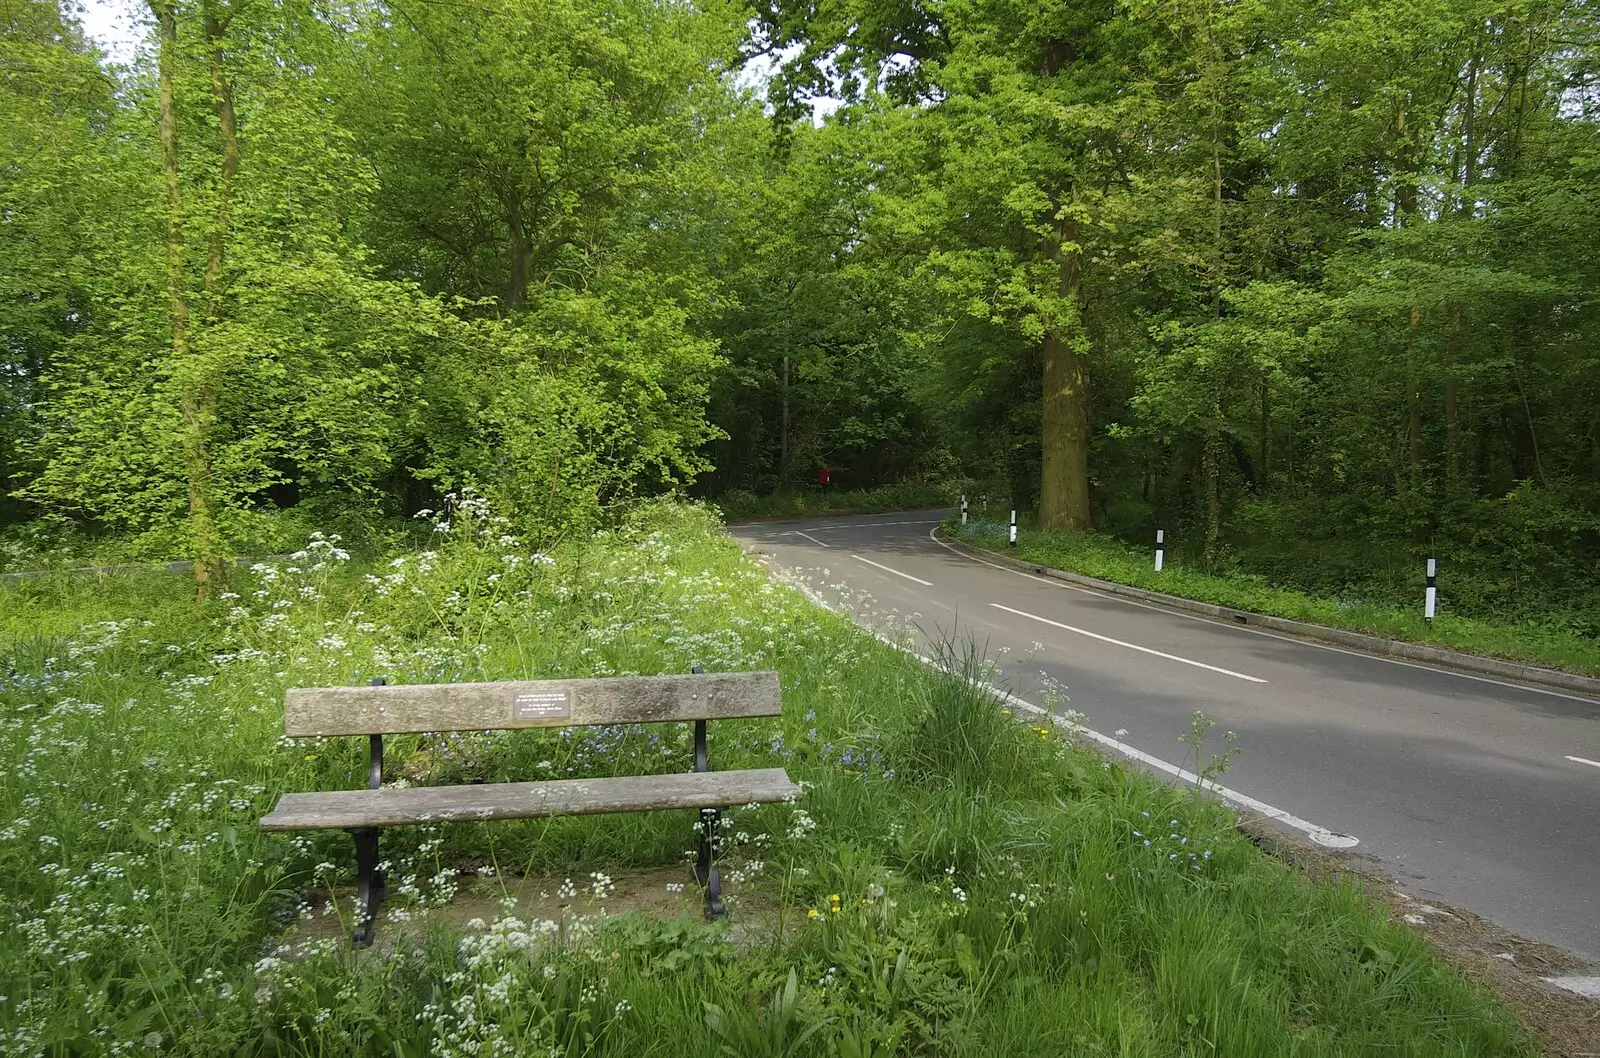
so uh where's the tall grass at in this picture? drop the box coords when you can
[0,499,1537,1055]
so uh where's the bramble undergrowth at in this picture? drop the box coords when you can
[0,500,1534,1055]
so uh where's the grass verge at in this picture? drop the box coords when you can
[0,499,1540,1054]
[948,517,1600,678]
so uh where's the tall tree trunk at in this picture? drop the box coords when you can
[1444,59,1475,484]
[1406,372,1422,488]
[1286,417,1294,494]
[1445,375,1459,479]
[178,0,239,593]
[1514,370,1546,484]
[153,0,188,359]
[1258,375,1269,489]
[1039,204,1091,530]
[506,189,530,310]
[1203,430,1222,570]
[1403,298,1423,490]
[779,353,790,486]
[203,0,238,317]
[1394,106,1417,222]
[1459,54,1479,217]
[151,0,224,597]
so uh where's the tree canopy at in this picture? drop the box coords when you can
[2,0,1598,617]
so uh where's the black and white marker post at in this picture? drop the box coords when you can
[1155,529,1165,572]
[961,495,968,526]
[1425,558,1437,624]
[1009,509,1018,547]
[981,493,988,516]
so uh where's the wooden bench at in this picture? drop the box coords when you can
[260,667,798,946]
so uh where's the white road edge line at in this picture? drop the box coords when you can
[992,602,1269,684]
[771,565,1358,851]
[851,554,933,586]
[1566,755,1600,769]
[925,527,1108,598]
[929,526,1600,705]
[783,530,831,548]
[1540,976,1600,999]
[988,682,1358,849]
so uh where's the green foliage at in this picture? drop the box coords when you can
[9,0,1597,616]
[1,0,748,556]
[734,0,1600,614]
[717,482,963,522]
[0,501,1538,1054]
[953,516,1600,674]
[419,294,723,539]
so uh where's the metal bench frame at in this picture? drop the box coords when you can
[261,668,794,947]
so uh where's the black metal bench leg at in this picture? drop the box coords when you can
[688,680,724,920]
[350,827,385,948]
[694,807,724,919]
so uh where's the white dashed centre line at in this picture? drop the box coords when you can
[990,603,1269,684]
[783,530,831,548]
[851,555,933,586]
[1566,755,1600,769]
[773,553,1355,850]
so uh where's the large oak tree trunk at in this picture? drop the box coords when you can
[1039,209,1091,530]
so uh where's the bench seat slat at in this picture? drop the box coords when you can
[260,768,799,832]
[284,671,781,736]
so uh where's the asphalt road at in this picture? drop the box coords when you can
[732,509,1600,960]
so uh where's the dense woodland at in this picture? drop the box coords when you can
[3,0,1598,624]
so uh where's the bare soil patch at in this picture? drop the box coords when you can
[274,864,781,958]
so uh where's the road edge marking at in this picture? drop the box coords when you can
[992,602,1268,684]
[929,527,1600,706]
[771,562,1357,851]
[851,554,932,586]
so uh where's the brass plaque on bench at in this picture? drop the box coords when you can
[512,689,572,722]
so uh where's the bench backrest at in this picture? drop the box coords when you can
[283,671,781,736]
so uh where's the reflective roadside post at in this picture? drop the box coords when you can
[1425,558,1437,624]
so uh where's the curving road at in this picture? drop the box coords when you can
[733,509,1600,961]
